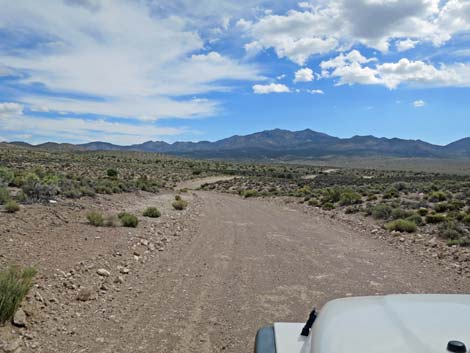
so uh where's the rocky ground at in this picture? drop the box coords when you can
[0,190,201,352]
[1,180,470,353]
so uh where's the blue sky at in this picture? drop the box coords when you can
[0,0,469,145]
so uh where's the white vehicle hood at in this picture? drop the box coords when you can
[274,294,470,353]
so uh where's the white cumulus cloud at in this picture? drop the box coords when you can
[252,83,290,94]
[294,68,314,82]
[413,100,426,107]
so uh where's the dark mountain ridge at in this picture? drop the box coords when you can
[5,128,470,160]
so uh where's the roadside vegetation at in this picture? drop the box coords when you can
[0,266,37,324]
[202,164,470,247]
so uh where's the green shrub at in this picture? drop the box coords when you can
[339,191,362,206]
[417,208,429,216]
[143,207,161,218]
[0,187,10,204]
[383,187,399,199]
[0,266,37,324]
[106,169,118,177]
[307,199,320,207]
[463,215,470,225]
[434,203,449,213]
[406,214,424,226]
[428,191,447,202]
[322,202,335,210]
[345,206,361,214]
[385,219,417,233]
[391,208,414,220]
[425,213,446,224]
[371,204,393,220]
[172,200,188,210]
[4,200,20,213]
[242,189,258,198]
[0,167,14,187]
[438,221,466,241]
[87,211,104,226]
[322,187,342,203]
[118,213,138,227]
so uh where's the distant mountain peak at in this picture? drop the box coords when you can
[3,129,469,159]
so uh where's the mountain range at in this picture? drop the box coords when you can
[4,129,470,160]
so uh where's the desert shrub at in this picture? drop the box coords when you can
[63,188,82,199]
[307,199,320,207]
[0,167,14,187]
[425,213,446,224]
[21,173,59,201]
[345,206,361,214]
[438,221,467,242]
[339,191,362,206]
[172,200,188,210]
[4,200,20,213]
[406,214,424,226]
[428,191,447,202]
[175,195,182,201]
[371,204,393,220]
[118,212,138,227]
[417,208,429,216]
[385,219,417,233]
[0,266,37,324]
[322,187,342,204]
[434,203,449,213]
[87,211,104,226]
[0,187,10,204]
[391,208,414,220]
[463,215,470,225]
[192,170,202,175]
[143,207,161,218]
[79,187,96,197]
[242,189,258,198]
[322,202,335,210]
[106,169,118,177]
[296,185,312,196]
[383,187,399,199]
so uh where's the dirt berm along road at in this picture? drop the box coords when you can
[94,190,465,353]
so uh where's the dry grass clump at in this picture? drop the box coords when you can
[0,266,37,324]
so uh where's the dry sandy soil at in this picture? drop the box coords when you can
[1,179,469,353]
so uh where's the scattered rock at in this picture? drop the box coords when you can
[97,269,110,277]
[12,308,27,328]
[76,288,93,302]
[2,337,22,352]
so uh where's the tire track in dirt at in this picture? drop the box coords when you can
[95,191,467,353]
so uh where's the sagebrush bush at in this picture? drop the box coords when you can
[118,212,138,227]
[4,200,20,213]
[391,208,414,220]
[428,191,447,202]
[241,189,258,198]
[0,266,37,324]
[417,207,429,216]
[87,211,104,226]
[371,204,392,220]
[406,214,424,226]
[172,200,188,210]
[0,167,14,187]
[438,221,466,241]
[143,207,161,218]
[339,191,362,206]
[0,187,10,204]
[385,219,417,233]
[425,213,446,224]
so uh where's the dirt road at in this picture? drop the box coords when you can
[93,191,466,353]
